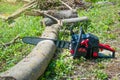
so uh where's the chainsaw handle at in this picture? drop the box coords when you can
[99,44,115,58]
[73,27,83,58]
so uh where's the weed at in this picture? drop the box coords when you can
[94,69,108,79]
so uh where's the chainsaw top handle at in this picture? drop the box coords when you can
[73,27,84,58]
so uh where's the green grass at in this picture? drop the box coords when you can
[78,2,120,42]
[0,1,23,14]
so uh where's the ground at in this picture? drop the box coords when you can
[106,26,120,79]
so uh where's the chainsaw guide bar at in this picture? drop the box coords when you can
[22,37,71,49]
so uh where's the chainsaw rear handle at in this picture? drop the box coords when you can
[99,43,115,58]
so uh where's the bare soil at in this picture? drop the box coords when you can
[105,26,120,79]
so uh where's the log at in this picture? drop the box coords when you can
[0,24,60,80]
[62,17,88,23]
[33,10,78,19]
[42,16,88,26]
[47,10,78,19]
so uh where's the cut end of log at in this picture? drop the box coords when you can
[62,16,89,23]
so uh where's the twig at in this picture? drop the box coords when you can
[44,13,59,24]
[43,13,63,26]
[6,1,37,21]
[1,35,20,47]
[34,10,62,25]
[59,0,73,10]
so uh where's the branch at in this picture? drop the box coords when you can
[6,1,36,21]
[44,13,60,24]
[1,35,20,47]
[59,0,73,10]
[41,17,88,26]
[0,1,36,20]
[34,10,62,25]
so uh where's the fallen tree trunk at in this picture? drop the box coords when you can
[0,24,60,80]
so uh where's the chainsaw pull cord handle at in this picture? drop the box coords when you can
[99,44,115,58]
[73,27,83,58]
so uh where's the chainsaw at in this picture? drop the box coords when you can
[22,27,115,59]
